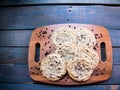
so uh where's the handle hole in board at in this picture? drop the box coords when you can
[35,43,40,62]
[100,42,106,62]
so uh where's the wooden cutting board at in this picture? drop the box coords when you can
[28,23,113,85]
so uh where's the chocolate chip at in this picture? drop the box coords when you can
[31,67,33,69]
[65,79,67,81]
[45,52,50,56]
[45,42,47,46]
[81,35,84,38]
[95,73,99,76]
[101,73,104,75]
[60,56,63,58]
[57,76,60,78]
[74,27,76,29]
[35,67,37,69]
[57,67,61,70]
[55,61,58,63]
[96,43,98,46]
[67,76,69,79]
[95,34,98,36]
[93,47,96,50]
[40,31,42,33]
[42,31,47,34]
[86,68,90,71]
[75,76,79,78]
[37,68,40,70]
[51,30,54,32]
[50,64,53,66]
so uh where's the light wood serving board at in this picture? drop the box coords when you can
[28,24,113,85]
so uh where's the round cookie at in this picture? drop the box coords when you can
[51,27,76,48]
[67,57,94,82]
[40,53,66,81]
[55,42,78,63]
[74,27,96,48]
[77,44,99,69]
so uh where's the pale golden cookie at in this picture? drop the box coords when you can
[67,57,94,82]
[74,27,96,48]
[40,53,66,81]
[55,42,77,63]
[51,27,76,48]
[77,44,99,69]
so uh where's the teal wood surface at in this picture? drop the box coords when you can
[0,0,119,89]
[1,84,120,90]
[0,65,119,84]
[0,0,120,5]
[0,6,120,29]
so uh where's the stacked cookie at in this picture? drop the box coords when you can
[40,27,99,82]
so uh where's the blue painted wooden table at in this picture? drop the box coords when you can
[0,0,120,90]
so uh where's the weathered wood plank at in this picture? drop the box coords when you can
[0,65,32,83]
[0,47,28,64]
[0,30,119,47]
[0,47,119,64]
[0,30,32,46]
[0,0,120,6]
[0,6,120,29]
[0,65,119,84]
[0,84,119,90]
